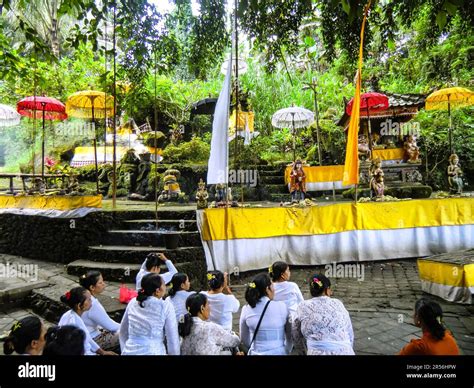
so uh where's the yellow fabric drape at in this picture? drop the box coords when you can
[284,165,344,184]
[0,195,102,210]
[201,198,473,241]
[343,1,371,186]
[229,110,254,132]
[418,260,474,288]
[372,148,405,161]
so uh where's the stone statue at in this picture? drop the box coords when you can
[66,174,82,195]
[215,183,225,203]
[369,158,384,199]
[196,178,209,209]
[404,135,420,163]
[358,134,371,161]
[289,159,306,203]
[447,154,463,194]
[29,177,46,195]
[158,169,182,202]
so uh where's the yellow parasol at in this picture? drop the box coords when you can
[66,90,115,193]
[425,87,474,153]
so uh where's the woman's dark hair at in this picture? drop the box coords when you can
[137,273,163,307]
[245,273,272,308]
[309,273,331,297]
[1,316,43,355]
[415,298,446,340]
[269,261,288,282]
[144,253,161,271]
[43,325,85,355]
[60,287,89,311]
[207,270,224,290]
[179,293,208,337]
[79,270,102,291]
[168,273,188,297]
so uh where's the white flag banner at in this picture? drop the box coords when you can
[207,53,232,184]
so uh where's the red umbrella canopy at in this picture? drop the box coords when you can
[346,92,389,116]
[17,96,67,120]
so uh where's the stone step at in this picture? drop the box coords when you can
[66,259,195,283]
[259,175,284,184]
[269,193,291,202]
[258,170,284,177]
[28,284,126,324]
[105,230,201,247]
[88,245,205,265]
[121,219,198,231]
[107,209,197,222]
[0,280,50,304]
[265,184,289,194]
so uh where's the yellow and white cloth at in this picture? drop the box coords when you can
[196,198,474,273]
[0,194,102,218]
[284,165,353,191]
[418,253,474,304]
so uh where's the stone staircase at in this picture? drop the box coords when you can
[66,209,207,288]
[256,165,289,202]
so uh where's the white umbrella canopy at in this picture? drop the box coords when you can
[220,57,248,75]
[272,106,315,160]
[0,103,21,127]
[271,106,315,129]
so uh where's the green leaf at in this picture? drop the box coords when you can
[304,36,315,47]
[387,39,396,51]
[341,0,350,16]
[436,11,447,29]
[443,1,458,16]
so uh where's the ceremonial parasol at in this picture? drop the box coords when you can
[66,90,115,193]
[0,104,21,127]
[17,96,67,177]
[346,92,389,152]
[272,106,315,160]
[425,87,474,154]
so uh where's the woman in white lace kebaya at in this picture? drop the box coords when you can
[292,274,354,355]
[180,293,241,355]
[269,261,304,317]
[239,273,292,355]
[120,273,180,355]
[167,273,195,323]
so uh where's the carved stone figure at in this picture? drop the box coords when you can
[404,135,420,163]
[158,169,182,202]
[358,134,371,161]
[447,154,463,194]
[289,159,306,203]
[196,178,209,209]
[369,158,384,199]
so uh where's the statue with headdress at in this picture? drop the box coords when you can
[289,159,306,203]
[447,154,463,194]
[196,178,209,209]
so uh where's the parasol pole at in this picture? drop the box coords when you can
[41,102,46,178]
[91,98,99,194]
[366,97,373,154]
[292,112,296,161]
[104,4,108,164]
[448,94,452,154]
[112,0,117,208]
[154,47,159,230]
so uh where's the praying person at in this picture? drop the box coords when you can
[292,274,354,355]
[136,252,177,290]
[200,270,240,331]
[180,293,241,355]
[1,316,46,355]
[239,273,291,355]
[80,271,120,352]
[398,298,460,355]
[58,287,117,356]
[269,261,304,317]
[167,273,196,323]
[120,273,180,355]
[43,325,86,356]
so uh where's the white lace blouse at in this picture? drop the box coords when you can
[58,310,99,355]
[82,295,120,338]
[119,297,180,355]
[292,296,354,355]
[273,281,304,316]
[180,317,241,355]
